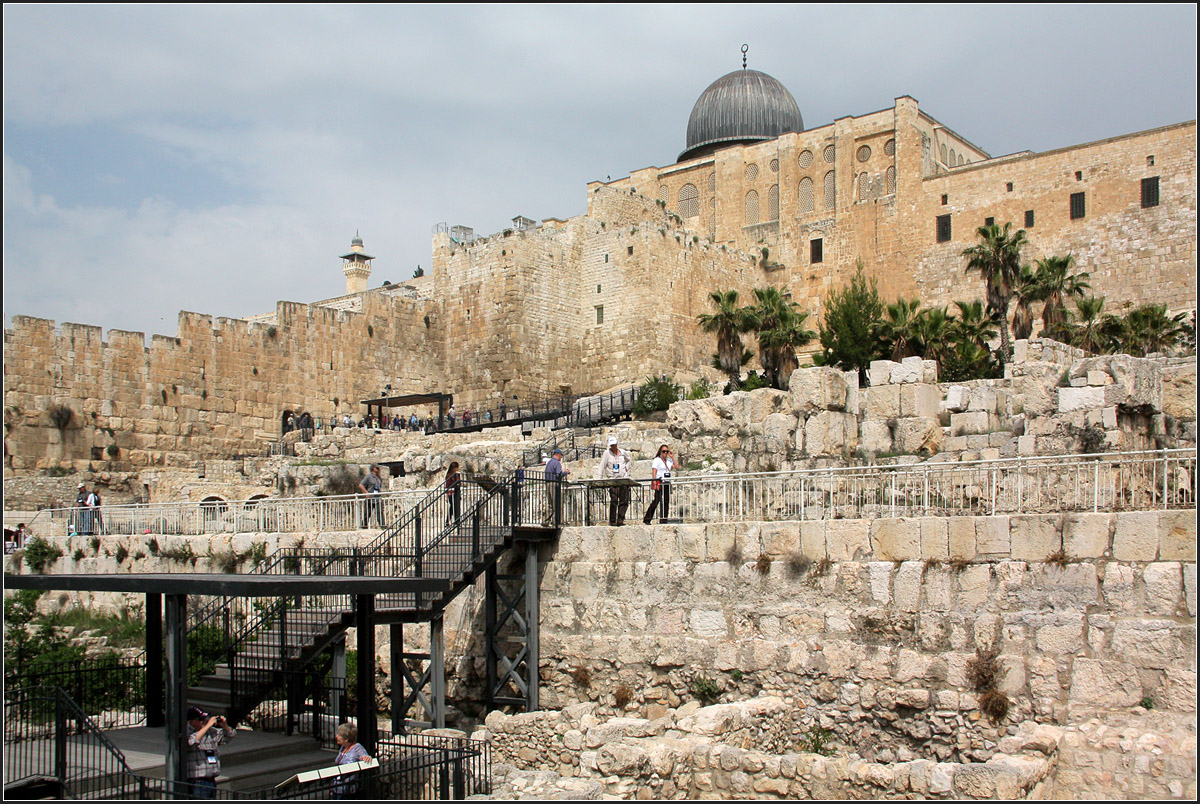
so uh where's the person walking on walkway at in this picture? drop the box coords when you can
[643,445,675,524]
[443,462,462,528]
[598,436,632,526]
[542,449,569,527]
[358,465,384,528]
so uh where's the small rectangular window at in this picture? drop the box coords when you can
[595,305,604,325]
[604,254,609,263]
[1141,176,1160,208]
[1006,182,1014,192]
[1070,192,1086,220]
[627,246,634,256]
[1147,155,1155,167]
[984,216,995,227]
[1074,171,1083,181]
[941,194,948,205]
[936,214,952,243]
[810,238,823,264]
[597,284,602,293]
[1025,210,1035,228]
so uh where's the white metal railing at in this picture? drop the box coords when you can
[558,449,1196,525]
[33,490,433,538]
[19,450,1196,538]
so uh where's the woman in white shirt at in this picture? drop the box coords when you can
[642,445,675,524]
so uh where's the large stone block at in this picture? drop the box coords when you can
[944,386,970,412]
[920,518,949,559]
[950,411,990,436]
[1162,363,1196,420]
[1111,620,1185,668]
[1010,515,1062,561]
[789,367,847,415]
[804,411,857,456]
[1057,386,1105,413]
[859,420,893,454]
[948,518,976,560]
[826,520,870,561]
[1158,510,1196,561]
[871,518,921,561]
[799,521,828,560]
[899,383,941,418]
[893,417,943,455]
[1068,658,1143,707]
[862,385,900,420]
[975,516,1010,556]
[842,370,860,416]
[1113,511,1159,561]
[1144,563,1183,616]
[868,360,899,388]
[1063,513,1111,558]
[891,356,925,384]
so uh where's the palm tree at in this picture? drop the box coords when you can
[913,306,955,367]
[1010,263,1041,341]
[951,300,998,351]
[1034,255,1090,337]
[698,290,756,388]
[1121,303,1189,356]
[962,223,1027,362]
[878,297,923,362]
[749,287,816,389]
[1068,296,1112,354]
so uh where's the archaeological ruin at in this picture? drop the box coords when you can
[4,59,1196,800]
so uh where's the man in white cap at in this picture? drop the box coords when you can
[598,436,632,526]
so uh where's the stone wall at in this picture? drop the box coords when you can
[478,697,1063,800]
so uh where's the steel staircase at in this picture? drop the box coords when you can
[186,472,535,725]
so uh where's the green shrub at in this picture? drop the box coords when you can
[687,379,714,400]
[48,404,74,430]
[689,673,723,705]
[739,372,770,391]
[633,376,682,415]
[22,537,63,574]
[798,726,836,756]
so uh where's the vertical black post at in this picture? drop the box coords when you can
[471,510,481,563]
[430,614,445,728]
[355,595,376,753]
[525,546,539,711]
[484,565,497,712]
[390,624,404,735]
[453,754,466,799]
[413,514,423,611]
[164,593,188,794]
[55,692,67,786]
[146,593,163,727]
[332,638,347,725]
[553,482,562,529]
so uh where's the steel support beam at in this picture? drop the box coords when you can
[164,593,187,792]
[145,593,163,728]
[355,594,376,754]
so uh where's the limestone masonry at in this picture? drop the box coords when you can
[4,71,1195,471]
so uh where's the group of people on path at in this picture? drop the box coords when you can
[185,707,369,799]
[548,436,675,527]
[71,483,103,535]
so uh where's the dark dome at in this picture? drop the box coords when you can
[679,68,804,162]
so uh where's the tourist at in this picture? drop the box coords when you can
[463,408,472,427]
[73,483,89,535]
[499,400,507,420]
[444,461,461,527]
[598,436,632,526]
[542,449,568,527]
[643,445,675,524]
[331,722,371,799]
[92,488,105,535]
[185,707,235,799]
[343,413,352,428]
[13,523,26,549]
[484,409,492,423]
[448,404,456,428]
[410,413,419,431]
[358,465,384,529]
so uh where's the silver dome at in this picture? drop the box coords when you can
[679,69,804,162]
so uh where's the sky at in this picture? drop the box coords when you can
[4,4,1196,340]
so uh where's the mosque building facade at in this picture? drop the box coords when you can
[3,63,1196,468]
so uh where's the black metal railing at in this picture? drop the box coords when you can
[3,686,150,800]
[3,654,148,731]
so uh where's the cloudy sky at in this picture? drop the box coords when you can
[4,5,1196,340]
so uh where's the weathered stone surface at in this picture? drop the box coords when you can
[920,519,949,560]
[868,360,898,388]
[804,411,857,456]
[974,516,1010,556]
[891,357,925,385]
[944,385,970,412]
[1144,563,1183,615]
[1068,658,1144,707]
[825,520,870,561]
[950,411,990,436]
[893,417,943,455]
[1058,386,1105,413]
[1113,511,1159,561]
[1162,362,1197,420]
[859,420,893,454]
[862,385,900,419]
[1158,509,1196,561]
[948,518,976,560]
[789,367,848,415]
[1111,620,1185,668]
[1010,515,1062,561]
[1063,513,1110,558]
[871,518,920,561]
[899,384,941,418]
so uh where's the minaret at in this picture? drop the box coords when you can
[341,231,374,294]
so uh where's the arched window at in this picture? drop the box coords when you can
[798,177,814,213]
[949,147,957,167]
[767,185,780,221]
[658,185,669,203]
[886,166,896,195]
[708,172,716,193]
[884,138,896,157]
[678,184,699,218]
[940,144,948,165]
[745,190,760,225]
[857,173,869,200]
[823,171,836,210]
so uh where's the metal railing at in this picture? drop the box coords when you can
[554,448,1197,525]
[36,489,432,538]
[3,686,149,800]
[4,655,147,731]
